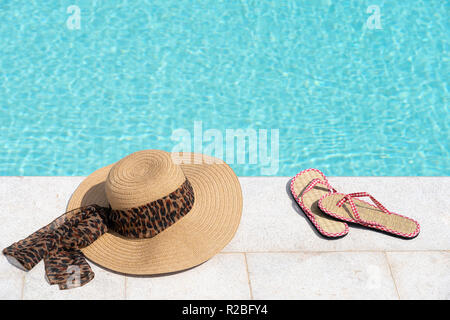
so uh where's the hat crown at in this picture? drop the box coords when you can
[105,150,186,210]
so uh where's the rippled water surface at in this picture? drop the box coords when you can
[0,1,448,176]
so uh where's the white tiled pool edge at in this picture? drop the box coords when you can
[0,176,449,299]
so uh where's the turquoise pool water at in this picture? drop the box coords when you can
[0,1,448,176]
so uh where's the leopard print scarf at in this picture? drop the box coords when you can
[2,179,194,290]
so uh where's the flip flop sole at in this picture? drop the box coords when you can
[290,169,348,238]
[318,193,420,238]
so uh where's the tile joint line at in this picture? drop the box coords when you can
[124,276,127,300]
[21,274,25,300]
[384,251,401,300]
[243,253,254,300]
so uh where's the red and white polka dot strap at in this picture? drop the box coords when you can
[336,192,392,227]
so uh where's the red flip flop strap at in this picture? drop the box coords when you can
[303,178,336,195]
[336,192,391,226]
[299,178,335,219]
[336,194,363,222]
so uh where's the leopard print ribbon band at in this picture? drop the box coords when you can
[2,179,195,290]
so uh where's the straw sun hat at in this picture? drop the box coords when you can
[65,149,243,275]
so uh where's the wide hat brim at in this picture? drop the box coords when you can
[66,153,242,275]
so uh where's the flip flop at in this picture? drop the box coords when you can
[318,192,420,238]
[290,169,349,238]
